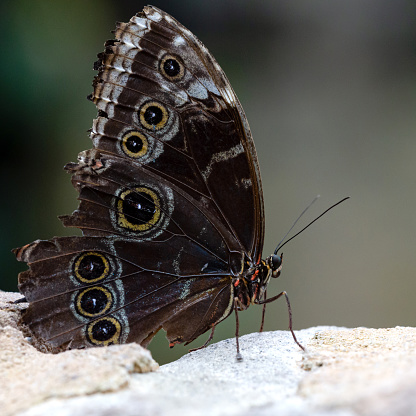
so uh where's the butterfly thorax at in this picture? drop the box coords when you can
[233,254,282,309]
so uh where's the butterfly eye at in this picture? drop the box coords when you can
[271,254,282,272]
[87,317,121,345]
[75,286,113,317]
[160,54,185,80]
[73,252,110,283]
[116,187,161,232]
[121,131,148,158]
[139,101,169,130]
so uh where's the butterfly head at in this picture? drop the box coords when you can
[269,253,283,278]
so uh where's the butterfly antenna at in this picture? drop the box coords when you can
[273,195,320,255]
[274,196,350,254]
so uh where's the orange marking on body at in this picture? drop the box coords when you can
[251,270,260,281]
[233,278,240,287]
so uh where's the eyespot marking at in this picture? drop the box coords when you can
[139,101,169,131]
[73,252,110,284]
[116,187,161,232]
[86,317,122,345]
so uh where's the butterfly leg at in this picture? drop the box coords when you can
[234,298,243,361]
[258,291,305,351]
[259,289,267,332]
[188,326,216,352]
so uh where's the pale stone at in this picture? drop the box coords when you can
[299,327,416,415]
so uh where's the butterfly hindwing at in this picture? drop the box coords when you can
[16,235,233,351]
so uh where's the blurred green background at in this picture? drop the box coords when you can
[2,0,416,365]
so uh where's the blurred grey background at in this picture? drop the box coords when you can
[2,0,415,364]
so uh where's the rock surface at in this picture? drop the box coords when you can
[299,327,416,416]
[1,290,416,416]
[0,292,158,415]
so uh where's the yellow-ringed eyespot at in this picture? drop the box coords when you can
[139,101,169,131]
[121,131,148,158]
[75,286,113,317]
[73,252,110,283]
[86,317,121,346]
[159,54,185,81]
[117,187,161,231]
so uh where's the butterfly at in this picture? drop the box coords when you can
[14,5,306,358]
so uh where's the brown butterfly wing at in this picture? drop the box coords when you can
[16,236,232,351]
[89,6,264,259]
[14,6,264,351]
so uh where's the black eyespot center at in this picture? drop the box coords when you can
[91,319,117,341]
[123,191,156,225]
[144,106,163,126]
[76,286,112,317]
[121,131,148,158]
[139,101,168,131]
[86,317,122,345]
[160,54,184,80]
[74,252,110,283]
[126,136,143,153]
[116,187,161,232]
[164,58,180,77]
